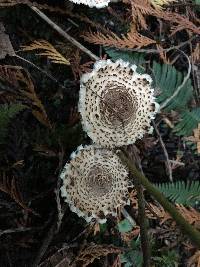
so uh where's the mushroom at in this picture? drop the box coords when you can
[68,0,111,8]
[79,59,160,147]
[60,145,132,223]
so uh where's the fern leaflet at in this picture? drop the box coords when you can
[153,61,193,111]
[22,40,70,65]
[155,180,200,206]
[173,108,200,136]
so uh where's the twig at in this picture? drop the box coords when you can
[30,215,56,267]
[117,150,200,248]
[152,121,173,182]
[169,160,184,167]
[15,54,73,91]
[28,6,99,61]
[160,50,191,110]
[121,36,197,54]
[0,227,38,237]
[121,207,136,226]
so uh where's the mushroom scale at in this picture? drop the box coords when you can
[79,59,160,148]
[60,145,132,223]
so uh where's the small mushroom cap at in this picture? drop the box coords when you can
[60,145,132,223]
[79,59,160,148]
[68,0,111,8]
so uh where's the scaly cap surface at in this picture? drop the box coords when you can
[60,145,132,223]
[79,59,160,147]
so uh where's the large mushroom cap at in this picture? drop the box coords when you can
[60,145,132,223]
[79,59,160,148]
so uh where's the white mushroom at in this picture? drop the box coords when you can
[79,59,160,148]
[68,0,111,8]
[60,145,132,223]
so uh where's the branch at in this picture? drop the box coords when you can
[152,121,173,182]
[117,150,200,249]
[28,6,99,61]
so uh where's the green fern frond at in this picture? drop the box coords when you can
[173,108,200,136]
[153,61,193,111]
[0,103,26,144]
[105,48,146,73]
[155,180,200,206]
[105,48,198,151]
[106,48,193,112]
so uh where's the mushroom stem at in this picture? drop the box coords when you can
[133,177,151,267]
[118,149,200,248]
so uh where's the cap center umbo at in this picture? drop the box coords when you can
[87,166,112,197]
[100,85,137,127]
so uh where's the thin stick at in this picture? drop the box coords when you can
[118,150,200,248]
[152,121,173,182]
[160,51,191,110]
[29,6,99,61]
[15,54,69,90]
[121,207,136,226]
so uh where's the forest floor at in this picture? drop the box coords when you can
[0,0,200,266]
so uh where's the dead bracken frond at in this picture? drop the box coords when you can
[0,65,19,88]
[148,203,200,229]
[22,40,70,65]
[83,25,156,49]
[0,173,32,213]
[130,0,200,34]
[72,244,122,267]
[0,65,52,129]
[150,0,177,10]
[70,49,93,80]
[16,68,52,129]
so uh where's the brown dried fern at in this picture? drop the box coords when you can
[0,65,51,129]
[72,244,122,267]
[150,0,177,10]
[22,40,70,65]
[130,0,200,34]
[148,203,200,229]
[83,25,156,49]
[16,68,52,129]
[0,173,33,213]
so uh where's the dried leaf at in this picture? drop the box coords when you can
[148,203,200,229]
[22,40,70,65]
[72,244,122,267]
[130,0,200,34]
[0,173,34,213]
[0,65,51,129]
[83,25,155,49]
[188,250,200,267]
[70,49,93,80]
[16,68,52,129]
[150,0,177,10]
[185,124,200,154]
